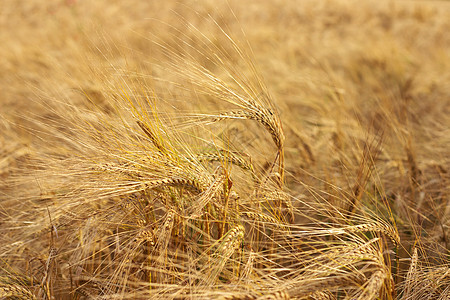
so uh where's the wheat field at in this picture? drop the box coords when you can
[0,0,449,299]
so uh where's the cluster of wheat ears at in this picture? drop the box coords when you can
[0,1,449,299]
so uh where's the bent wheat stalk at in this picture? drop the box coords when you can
[208,108,285,183]
[337,222,400,246]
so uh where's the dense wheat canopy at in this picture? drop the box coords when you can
[0,0,449,299]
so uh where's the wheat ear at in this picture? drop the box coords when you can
[0,284,36,300]
[242,211,288,230]
[209,108,285,182]
[309,290,335,300]
[403,247,418,298]
[217,290,290,300]
[192,149,254,171]
[343,222,400,246]
[324,222,399,246]
[256,290,290,300]
[287,273,365,298]
[217,294,257,300]
[39,247,57,300]
[357,269,386,300]
[142,176,206,193]
[187,166,225,218]
[137,120,166,153]
[205,224,245,285]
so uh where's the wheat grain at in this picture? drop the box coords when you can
[210,109,284,151]
[208,107,285,182]
[204,224,245,285]
[357,269,386,300]
[39,247,57,300]
[309,290,335,300]
[256,290,290,300]
[217,294,257,300]
[343,222,400,246]
[192,150,253,171]
[0,284,36,300]
[403,247,418,298]
[187,166,225,218]
[136,120,166,153]
[135,229,156,246]
[142,176,206,193]
[242,211,288,230]
[287,273,365,298]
